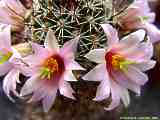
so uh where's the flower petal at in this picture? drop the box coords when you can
[20,74,39,96]
[60,35,80,59]
[0,62,12,76]
[4,0,26,16]
[9,47,21,62]
[0,24,11,50]
[12,57,40,77]
[59,79,75,99]
[65,59,85,70]
[119,29,145,48]
[24,43,50,65]
[93,78,110,101]
[44,29,59,52]
[85,49,106,63]
[3,69,20,102]
[29,83,47,102]
[105,80,120,110]
[119,86,130,107]
[101,24,119,46]
[124,65,148,85]
[42,87,57,112]
[63,71,77,81]
[133,60,156,72]
[0,2,24,31]
[113,70,141,95]
[83,63,107,81]
[112,29,146,53]
[130,0,152,14]
[120,38,153,62]
[143,23,160,43]
[28,80,58,112]
[32,43,50,58]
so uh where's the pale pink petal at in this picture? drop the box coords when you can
[28,81,58,112]
[118,34,153,62]
[113,70,141,95]
[101,24,119,46]
[11,57,38,77]
[0,24,11,50]
[138,40,153,59]
[44,29,59,52]
[28,80,58,107]
[113,29,146,52]
[133,60,156,72]
[105,80,120,110]
[42,88,57,112]
[147,13,156,23]
[131,0,151,13]
[122,40,153,62]
[23,43,50,65]
[93,78,110,101]
[119,0,156,30]
[85,49,106,63]
[31,43,50,58]
[0,1,11,21]
[83,64,107,81]
[60,35,80,59]
[4,0,26,15]
[29,84,47,102]
[59,79,75,99]
[3,69,20,101]
[105,82,130,110]
[124,65,148,85]
[0,8,22,25]
[63,71,77,81]
[120,29,145,47]
[9,47,21,62]
[23,54,40,66]
[119,86,130,107]
[142,23,160,43]
[20,74,40,96]
[65,60,85,70]
[129,0,154,20]
[0,3,24,31]
[0,62,12,76]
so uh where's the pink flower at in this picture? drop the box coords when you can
[83,24,156,110]
[118,0,160,43]
[0,24,22,101]
[0,0,29,31]
[20,30,84,112]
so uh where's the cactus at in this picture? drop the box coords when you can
[27,0,132,59]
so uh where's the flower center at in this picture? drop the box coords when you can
[0,49,13,64]
[105,51,135,72]
[111,54,125,70]
[44,57,59,73]
[40,55,65,80]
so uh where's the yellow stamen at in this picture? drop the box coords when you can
[111,54,136,71]
[40,57,59,79]
[111,54,125,70]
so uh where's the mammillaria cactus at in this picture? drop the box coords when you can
[30,0,133,56]
[0,0,160,119]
